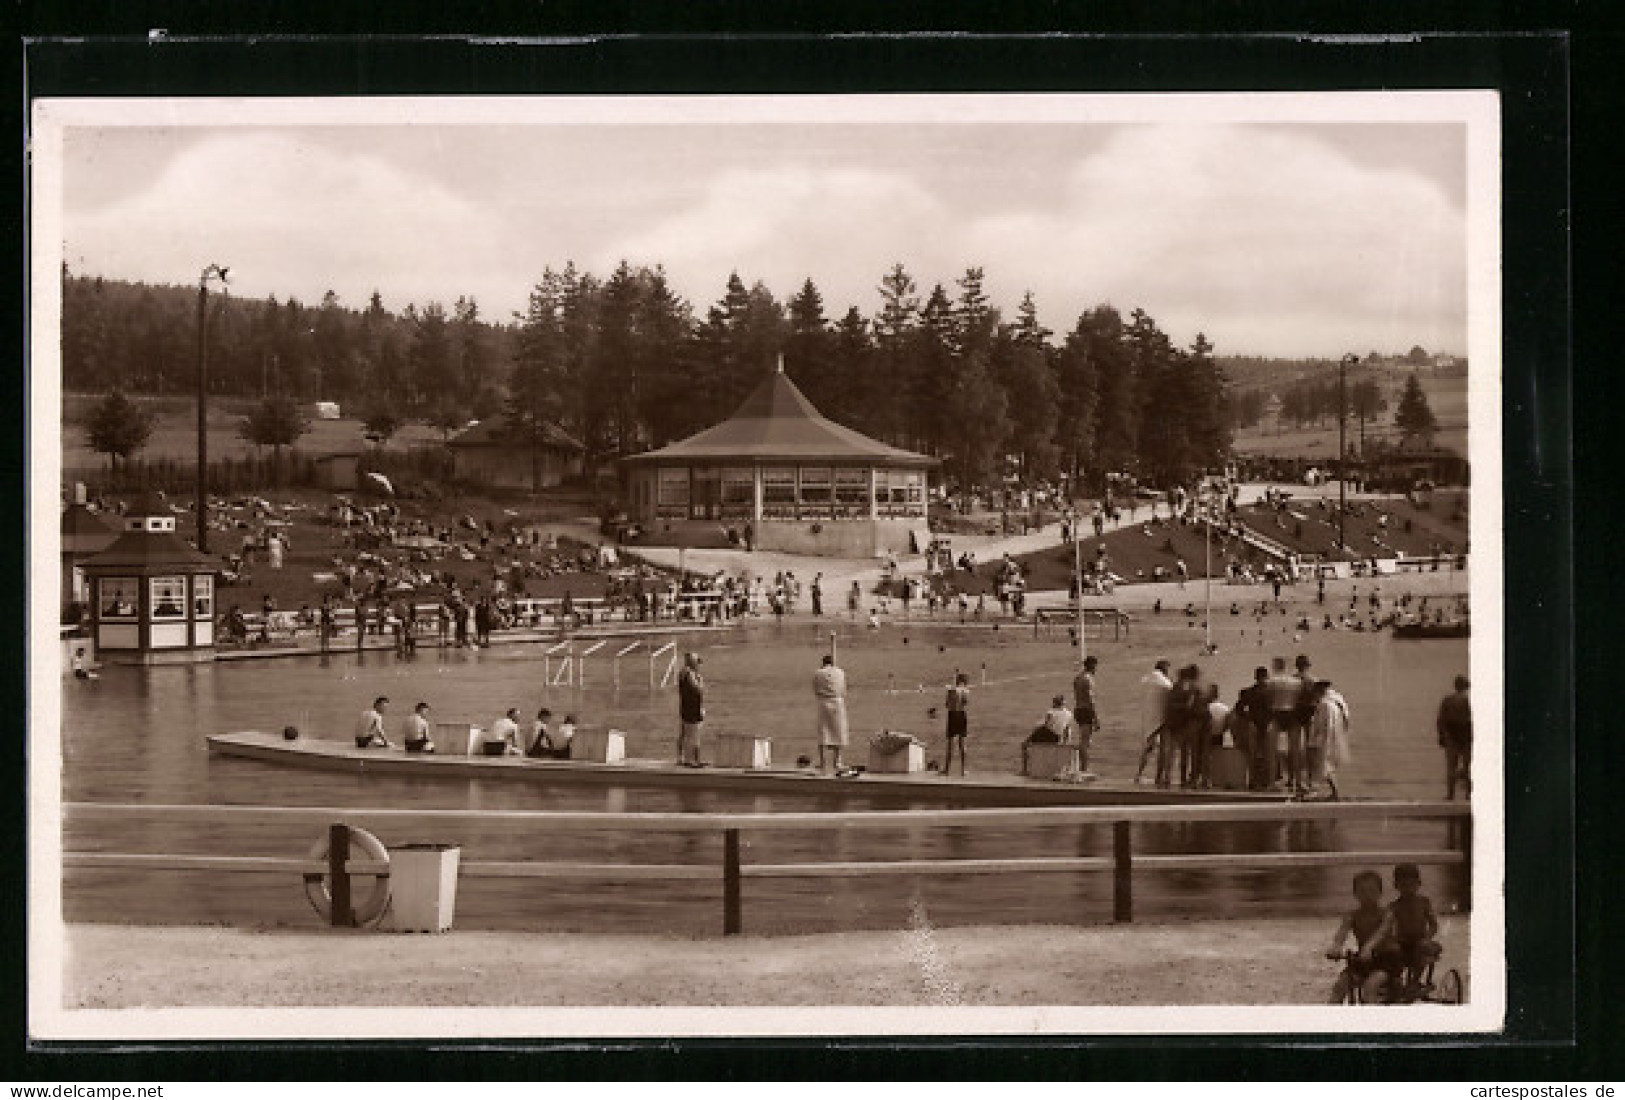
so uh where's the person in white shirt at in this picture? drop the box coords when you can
[355,697,392,749]
[403,701,434,754]
[483,708,521,756]
[1134,660,1174,784]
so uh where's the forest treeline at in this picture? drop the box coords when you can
[61,262,1235,490]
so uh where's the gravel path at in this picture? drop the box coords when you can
[63,915,1469,1009]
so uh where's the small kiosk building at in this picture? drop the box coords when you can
[79,493,219,664]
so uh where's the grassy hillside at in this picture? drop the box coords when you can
[1233,370,1470,458]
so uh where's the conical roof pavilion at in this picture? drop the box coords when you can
[624,365,937,468]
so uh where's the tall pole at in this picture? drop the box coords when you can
[1203,484,1212,653]
[1074,525,1085,662]
[1338,353,1354,552]
[195,264,228,552]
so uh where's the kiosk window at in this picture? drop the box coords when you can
[100,577,139,620]
[151,576,186,619]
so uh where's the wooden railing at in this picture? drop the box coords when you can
[63,800,1472,934]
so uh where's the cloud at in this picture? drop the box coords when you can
[595,165,958,309]
[66,131,512,313]
[960,126,1467,355]
[595,125,1466,355]
[62,123,1468,356]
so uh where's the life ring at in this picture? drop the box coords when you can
[303,827,391,925]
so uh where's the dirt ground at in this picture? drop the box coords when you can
[63,916,1469,1008]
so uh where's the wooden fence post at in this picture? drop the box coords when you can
[329,822,354,927]
[1112,820,1133,923]
[723,828,741,935]
[1460,813,1473,912]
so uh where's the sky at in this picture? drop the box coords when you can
[57,109,1471,358]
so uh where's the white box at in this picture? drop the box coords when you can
[383,844,460,932]
[573,728,626,764]
[433,722,475,756]
[1024,742,1080,779]
[714,734,772,770]
[868,742,925,774]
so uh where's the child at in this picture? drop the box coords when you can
[1372,863,1442,993]
[1326,870,1391,1003]
[71,647,97,681]
[554,714,578,757]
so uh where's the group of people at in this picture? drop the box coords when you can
[675,649,856,775]
[1133,654,1351,795]
[352,696,577,759]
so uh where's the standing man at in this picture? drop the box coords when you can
[811,572,823,616]
[813,654,850,773]
[1436,675,1472,800]
[1237,666,1273,788]
[1307,679,1351,798]
[676,652,706,767]
[1072,655,1101,774]
[1266,656,1306,791]
[354,696,392,749]
[943,671,971,776]
[1134,659,1174,786]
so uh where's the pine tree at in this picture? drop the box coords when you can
[85,390,154,468]
[828,306,874,431]
[785,278,838,413]
[508,268,575,490]
[239,395,310,483]
[1055,310,1105,491]
[1394,373,1437,446]
[1086,306,1138,482]
[871,263,920,444]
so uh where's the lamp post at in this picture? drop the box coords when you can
[195,263,229,552]
[1203,479,1213,653]
[1337,353,1358,553]
[1073,523,1085,663]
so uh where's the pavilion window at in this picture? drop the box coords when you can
[192,574,214,620]
[720,468,754,520]
[690,467,722,521]
[797,467,832,518]
[902,471,925,516]
[656,468,689,520]
[151,576,187,620]
[834,467,869,519]
[99,577,139,620]
[761,467,797,520]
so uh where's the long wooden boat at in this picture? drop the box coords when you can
[206,731,1285,807]
[1392,620,1470,639]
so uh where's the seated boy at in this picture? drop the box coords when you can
[1326,870,1391,1003]
[1371,863,1443,993]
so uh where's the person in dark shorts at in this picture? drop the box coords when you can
[1436,675,1473,800]
[943,672,971,776]
[1072,656,1100,773]
[1372,863,1442,995]
[1327,870,1392,1002]
[1237,666,1273,788]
